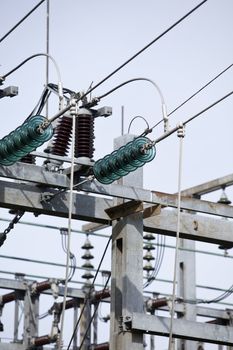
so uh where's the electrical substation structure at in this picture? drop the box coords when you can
[0,99,233,350]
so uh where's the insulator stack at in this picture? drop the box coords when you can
[50,115,73,156]
[75,108,95,160]
[0,115,53,166]
[93,136,156,184]
[81,235,94,282]
[143,233,155,273]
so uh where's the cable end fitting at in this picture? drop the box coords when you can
[177,122,185,138]
[162,103,169,133]
[0,77,5,86]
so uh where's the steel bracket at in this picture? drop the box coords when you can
[118,315,132,332]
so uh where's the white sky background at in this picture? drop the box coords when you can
[0,0,233,349]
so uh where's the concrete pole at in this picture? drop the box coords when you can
[110,134,144,350]
[177,238,197,350]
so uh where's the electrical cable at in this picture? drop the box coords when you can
[57,107,76,350]
[153,91,233,145]
[60,229,77,282]
[0,0,46,44]
[150,63,233,131]
[0,53,64,108]
[84,0,207,99]
[168,125,184,350]
[183,283,233,305]
[168,63,233,117]
[128,116,150,134]
[97,78,167,126]
[47,0,208,126]
[66,234,112,350]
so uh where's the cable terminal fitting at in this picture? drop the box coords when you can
[177,122,185,138]
[69,99,78,116]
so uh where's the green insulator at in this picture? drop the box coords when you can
[0,116,53,166]
[93,157,114,184]
[108,149,129,177]
[93,136,156,185]
[131,137,156,165]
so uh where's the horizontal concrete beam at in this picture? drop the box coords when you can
[130,313,233,345]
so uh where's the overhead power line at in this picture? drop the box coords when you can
[168,63,233,117]
[0,0,46,44]
[48,0,208,125]
[151,63,233,130]
[85,0,208,98]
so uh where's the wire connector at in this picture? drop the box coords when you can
[177,122,185,138]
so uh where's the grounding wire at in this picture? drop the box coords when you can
[150,63,233,131]
[66,234,112,350]
[0,0,46,44]
[57,109,76,350]
[47,0,208,126]
[168,128,184,350]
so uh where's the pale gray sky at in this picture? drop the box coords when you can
[0,1,233,348]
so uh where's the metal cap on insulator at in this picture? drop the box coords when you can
[82,261,94,269]
[218,188,231,205]
[143,251,155,261]
[143,243,155,251]
[82,271,94,280]
[81,236,94,250]
[143,262,154,272]
[81,250,94,260]
[143,233,155,241]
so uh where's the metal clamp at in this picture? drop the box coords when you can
[119,315,132,332]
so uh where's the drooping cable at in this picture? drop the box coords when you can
[97,78,167,127]
[66,234,112,350]
[128,116,150,134]
[183,283,233,305]
[0,53,64,108]
[57,104,76,350]
[168,125,185,350]
[60,229,77,282]
[0,0,46,44]
[47,0,208,125]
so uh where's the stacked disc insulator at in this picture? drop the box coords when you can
[143,233,155,274]
[81,235,94,282]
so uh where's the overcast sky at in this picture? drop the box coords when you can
[0,1,233,349]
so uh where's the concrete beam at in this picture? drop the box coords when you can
[129,313,233,345]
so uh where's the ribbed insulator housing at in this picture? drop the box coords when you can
[20,154,36,164]
[50,115,73,156]
[75,108,94,159]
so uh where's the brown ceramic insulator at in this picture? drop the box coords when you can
[75,112,94,159]
[51,116,73,156]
